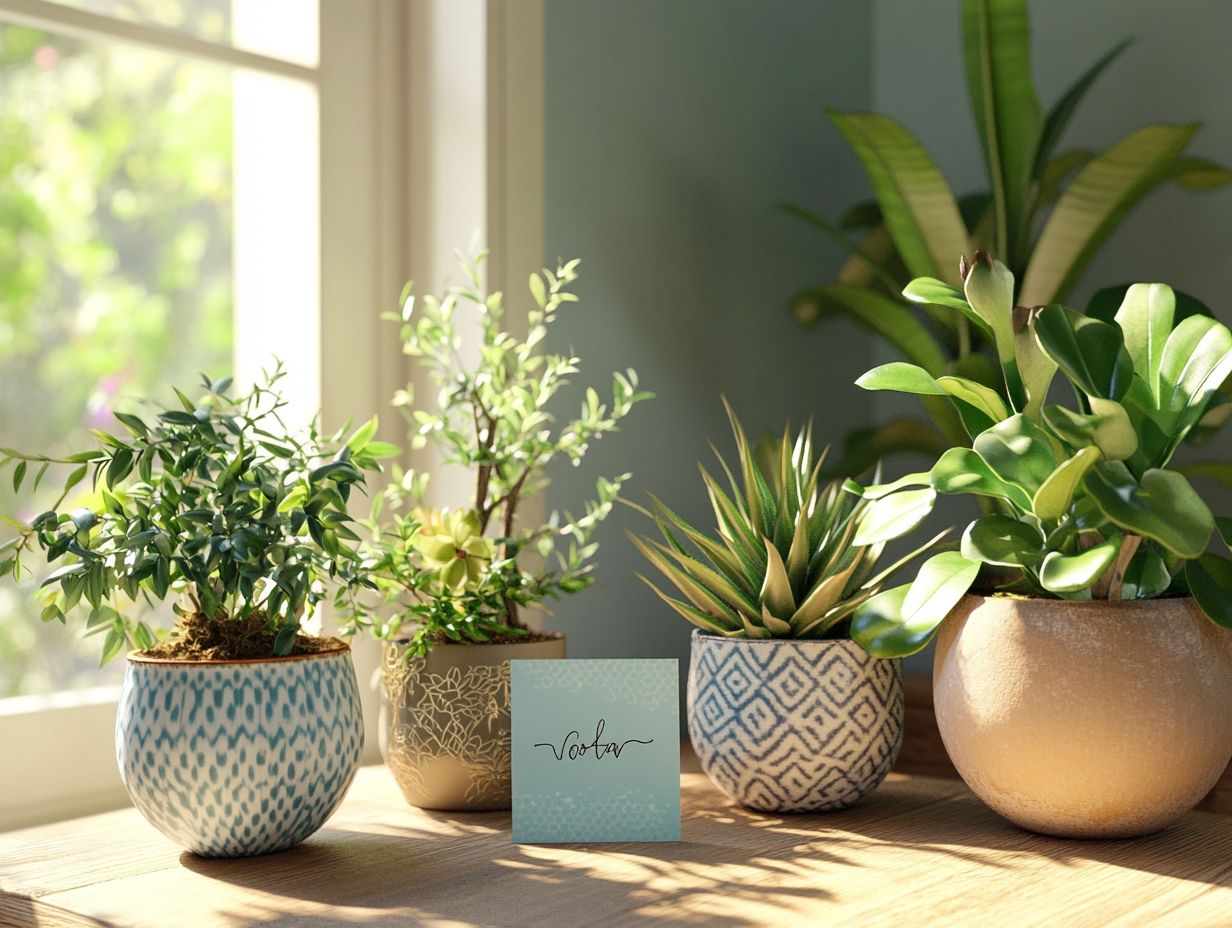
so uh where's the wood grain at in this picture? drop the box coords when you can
[3,748,1232,927]
[894,672,1232,815]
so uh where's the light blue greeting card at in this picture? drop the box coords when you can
[511,659,680,844]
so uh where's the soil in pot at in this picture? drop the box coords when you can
[141,611,345,660]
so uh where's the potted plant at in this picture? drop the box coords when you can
[783,0,1231,476]
[336,253,650,811]
[629,402,942,813]
[851,252,1232,837]
[0,368,384,857]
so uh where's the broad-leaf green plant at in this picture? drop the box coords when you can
[785,0,1231,474]
[0,367,384,662]
[630,402,944,640]
[336,252,652,657]
[850,255,1232,657]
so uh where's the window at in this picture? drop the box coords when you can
[0,0,538,830]
[0,1,317,699]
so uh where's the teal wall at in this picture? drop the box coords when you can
[543,0,876,665]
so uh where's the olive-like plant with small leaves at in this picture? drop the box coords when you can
[0,367,387,663]
[337,252,652,656]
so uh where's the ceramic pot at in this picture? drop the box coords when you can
[934,595,1232,838]
[115,645,364,858]
[687,631,903,812]
[381,635,566,810]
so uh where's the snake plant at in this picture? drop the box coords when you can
[851,254,1232,658]
[630,403,942,640]
[785,0,1231,475]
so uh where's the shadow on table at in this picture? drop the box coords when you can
[180,809,837,927]
[695,772,1232,890]
[179,772,1230,927]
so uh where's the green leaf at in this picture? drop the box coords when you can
[1113,283,1175,404]
[856,362,946,396]
[827,111,969,284]
[1172,156,1232,190]
[1185,554,1232,629]
[936,375,1010,429]
[1085,461,1213,558]
[363,441,401,459]
[1087,284,1214,325]
[1039,534,1122,594]
[930,446,1033,510]
[961,0,1041,263]
[1020,123,1200,305]
[1032,39,1132,182]
[346,416,379,453]
[972,414,1057,495]
[105,449,135,489]
[852,552,981,657]
[853,487,936,546]
[794,284,948,375]
[1158,315,1232,443]
[1032,446,1101,522]
[1042,401,1137,461]
[1120,545,1173,600]
[1034,304,1134,400]
[100,627,127,666]
[272,623,300,656]
[962,253,1025,408]
[11,460,25,493]
[961,514,1045,567]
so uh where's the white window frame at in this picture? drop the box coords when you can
[0,0,544,830]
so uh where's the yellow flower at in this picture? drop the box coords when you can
[413,508,495,592]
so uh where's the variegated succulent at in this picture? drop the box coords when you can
[630,403,941,640]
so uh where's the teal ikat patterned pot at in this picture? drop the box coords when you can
[116,645,364,858]
[688,631,903,813]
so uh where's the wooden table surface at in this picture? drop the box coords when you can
[3,751,1231,928]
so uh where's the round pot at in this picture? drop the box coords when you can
[687,631,903,813]
[934,595,1232,838]
[115,645,364,858]
[381,635,566,811]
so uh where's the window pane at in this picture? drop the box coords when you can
[39,0,318,68]
[0,23,318,698]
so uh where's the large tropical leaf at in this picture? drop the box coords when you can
[828,111,969,284]
[961,0,1041,266]
[1020,123,1199,305]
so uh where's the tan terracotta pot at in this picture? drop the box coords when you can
[381,635,565,811]
[934,595,1232,838]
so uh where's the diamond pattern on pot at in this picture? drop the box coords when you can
[116,650,364,858]
[687,632,903,813]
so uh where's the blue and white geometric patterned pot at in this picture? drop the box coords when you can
[688,631,903,813]
[116,645,364,858]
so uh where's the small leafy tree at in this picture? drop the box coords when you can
[337,252,652,656]
[0,367,386,662]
